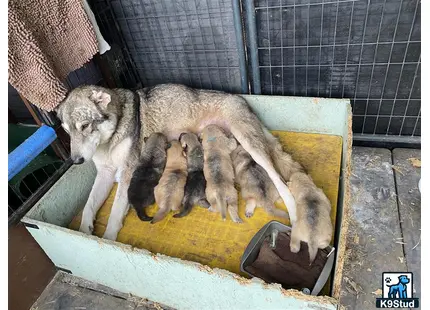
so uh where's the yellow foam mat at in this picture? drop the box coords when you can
[70,131,342,276]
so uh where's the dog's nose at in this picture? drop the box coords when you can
[72,157,84,165]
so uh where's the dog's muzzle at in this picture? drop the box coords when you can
[72,156,84,165]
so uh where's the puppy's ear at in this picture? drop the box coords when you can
[90,90,111,109]
[227,137,237,152]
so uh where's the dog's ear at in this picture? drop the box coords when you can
[54,105,63,122]
[227,137,237,152]
[90,90,111,109]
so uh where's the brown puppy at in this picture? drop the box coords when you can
[231,145,289,219]
[152,140,188,224]
[201,125,241,223]
[287,172,332,263]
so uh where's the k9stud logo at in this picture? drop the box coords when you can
[376,272,419,308]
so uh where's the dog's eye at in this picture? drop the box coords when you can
[81,123,89,131]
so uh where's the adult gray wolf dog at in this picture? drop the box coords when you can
[56,84,326,240]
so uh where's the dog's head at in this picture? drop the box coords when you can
[144,133,169,155]
[230,144,249,164]
[55,86,118,164]
[166,140,185,160]
[200,125,237,152]
[179,132,201,157]
[398,275,410,285]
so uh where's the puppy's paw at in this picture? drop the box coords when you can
[79,223,94,235]
[245,210,254,218]
[208,205,217,213]
[290,242,300,253]
[232,217,243,224]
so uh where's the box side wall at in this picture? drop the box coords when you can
[332,104,353,298]
[243,95,349,137]
[24,223,337,310]
[25,161,96,227]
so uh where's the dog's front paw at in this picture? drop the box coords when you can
[102,230,118,241]
[79,223,94,235]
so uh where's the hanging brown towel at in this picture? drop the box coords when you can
[8,0,99,111]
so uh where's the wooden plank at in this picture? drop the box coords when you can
[392,148,421,300]
[339,147,407,309]
[31,272,174,310]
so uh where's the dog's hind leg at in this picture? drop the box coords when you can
[135,205,153,221]
[228,201,243,223]
[174,197,193,218]
[245,199,257,218]
[289,226,301,254]
[198,198,210,209]
[80,168,116,235]
[103,168,133,240]
[228,114,297,222]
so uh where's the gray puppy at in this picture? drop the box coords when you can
[231,145,289,219]
[201,125,241,223]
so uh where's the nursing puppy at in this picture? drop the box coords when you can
[152,140,188,224]
[201,125,241,223]
[127,133,168,221]
[231,145,289,220]
[174,133,210,218]
[287,172,332,263]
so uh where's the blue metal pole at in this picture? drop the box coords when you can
[8,125,57,181]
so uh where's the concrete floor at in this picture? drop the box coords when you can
[10,147,421,310]
[339,147,421,309]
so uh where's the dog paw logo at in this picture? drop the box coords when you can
[376,272,419,308]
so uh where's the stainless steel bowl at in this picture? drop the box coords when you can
[240,220,335,296]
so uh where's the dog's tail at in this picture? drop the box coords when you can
[216,194,227,220]
[173,198,193,218]
[151,201,170,224]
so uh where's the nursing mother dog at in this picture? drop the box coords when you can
[55,84,332,249]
